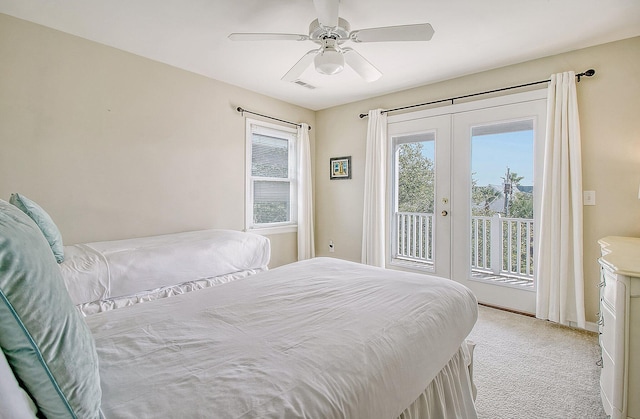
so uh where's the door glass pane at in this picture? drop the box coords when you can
[393,132,435,268]
[470,120,534,287]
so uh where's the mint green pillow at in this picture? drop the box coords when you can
[9,193,64,263]
[0,199,101,418]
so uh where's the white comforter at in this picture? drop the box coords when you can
[59,229,270,306]
[87,257,477,419]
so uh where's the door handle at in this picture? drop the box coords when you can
[441,210,448,216]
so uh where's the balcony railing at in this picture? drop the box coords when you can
[394,212,534,285]
[395,212,434,263]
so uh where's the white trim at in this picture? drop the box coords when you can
[245,118,298,232]
[388,89,548,124]
[247,224,298,236]
[386,88,547,314]
[582,321,599,333]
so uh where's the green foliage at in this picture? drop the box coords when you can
[472,185,502,216]
[509,192,534,219]
[396,145,535,276]
[397,142,434,213]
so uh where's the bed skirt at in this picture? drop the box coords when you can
[0,341,477,419]
[75,268,265,316]
[398,341,477,419]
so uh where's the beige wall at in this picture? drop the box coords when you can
[315,36,640,323]
[0,14,315,268]
[2,12,639,323]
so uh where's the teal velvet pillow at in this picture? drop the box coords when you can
[9,193,65,263]
[0,199,101,418]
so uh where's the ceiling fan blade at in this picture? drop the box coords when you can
[312,0,339,28]
[350,23,434,43]
[282,49,319,82]
[228,33,309,41]
[343,48,382,82]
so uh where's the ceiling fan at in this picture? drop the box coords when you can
[228,0,434,83]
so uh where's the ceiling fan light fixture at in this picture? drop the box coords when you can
[314,49,344,75]
[230,0,434,83]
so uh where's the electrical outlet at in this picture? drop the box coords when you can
[329,240,335,253]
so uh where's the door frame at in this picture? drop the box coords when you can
[387,114,452,278]
[386,89,548,314]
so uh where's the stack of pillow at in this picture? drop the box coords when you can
[0,195,102,418]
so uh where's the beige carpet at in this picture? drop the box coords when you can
[467,305,607,419]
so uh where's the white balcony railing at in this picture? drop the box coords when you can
[471,214,534,282]
[395,212,434,263]
[394,212,534,283]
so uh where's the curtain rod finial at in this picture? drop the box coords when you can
[359,113,368,119]
[577,69,595,82]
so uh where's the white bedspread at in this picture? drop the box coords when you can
[87,257,477,419]
[59,229,270,306]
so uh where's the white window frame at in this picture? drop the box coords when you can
[245,118,298,234]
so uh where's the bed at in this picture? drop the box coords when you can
[59,229,271,316]
[0,199,479,419]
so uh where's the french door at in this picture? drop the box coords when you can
[388,90,547,314]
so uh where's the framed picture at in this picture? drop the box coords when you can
[330,156,351,180]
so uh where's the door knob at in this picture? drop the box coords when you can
[441,210,448,216]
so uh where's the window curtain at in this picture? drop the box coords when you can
[297,123,315,260]
[361,109,387,267]
[535,71,585,329]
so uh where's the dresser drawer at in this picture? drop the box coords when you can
[599,303,616,356]
[601,268,618,308]
[600,349,621,411]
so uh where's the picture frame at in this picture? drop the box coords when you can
[330,156,351,180]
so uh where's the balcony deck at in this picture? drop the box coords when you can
[470,270,534,288]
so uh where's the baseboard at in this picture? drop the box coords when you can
[479,303,600,333]
[556,320,599,333]
[478,302,534,318]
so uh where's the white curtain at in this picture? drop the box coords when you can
[535,71,585,329]
[297,123,315,260]
[361,109,387,267]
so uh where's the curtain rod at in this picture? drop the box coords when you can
[237,107,311,130]
[358,69,595,119]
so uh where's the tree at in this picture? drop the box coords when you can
[397,142,434,213]
[502,168,525,217]
[509,191,533,219]
[472,185,502,216]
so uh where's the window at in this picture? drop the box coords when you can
[245,119,297,232]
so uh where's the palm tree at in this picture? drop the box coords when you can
[502,167,524,216]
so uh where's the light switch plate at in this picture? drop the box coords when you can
[583,190,596,206]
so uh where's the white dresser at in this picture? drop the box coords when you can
[598,236,640,419]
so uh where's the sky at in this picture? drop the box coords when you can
[472,130,534,186]
[418,129,533,187]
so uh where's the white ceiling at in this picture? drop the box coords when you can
[1,0,639,110]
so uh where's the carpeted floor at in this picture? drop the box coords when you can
[467,305,607,419]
